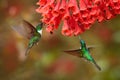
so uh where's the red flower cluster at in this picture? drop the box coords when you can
[36,0,120,36]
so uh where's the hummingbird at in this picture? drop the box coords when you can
[12,20,43,56]
[64,39,101,71]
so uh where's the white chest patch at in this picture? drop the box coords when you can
[38,30,42,35]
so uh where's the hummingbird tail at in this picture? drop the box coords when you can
[25,47,31,56]
[93,61,101,71]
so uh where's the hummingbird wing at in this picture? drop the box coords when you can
[22,20,37,39]
[64,49,82,57]
[88,47,94,52]
[87,45,101,51]
[85,45,96,53]
[12,20,37,39]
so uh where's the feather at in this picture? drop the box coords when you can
[92,60,101,71]
[64,49,82,57]
[12,20,36,39]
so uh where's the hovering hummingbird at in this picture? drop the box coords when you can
[12,20,43,56]
[64,39,101,70]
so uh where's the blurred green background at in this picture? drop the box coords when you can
[0,0,120,80]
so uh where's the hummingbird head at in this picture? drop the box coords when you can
[80,39,86,48]
[36,23,43,34]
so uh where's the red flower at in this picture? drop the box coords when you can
[36,0,120,36]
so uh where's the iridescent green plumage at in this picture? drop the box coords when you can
[64,39,101,70]
[12,20,43,55]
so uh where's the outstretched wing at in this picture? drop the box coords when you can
[64,49,82,57]
[87,45,100,52]
[12,20,36,39]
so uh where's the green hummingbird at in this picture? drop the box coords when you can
[64,39,101,70]
[12,20,43,56]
